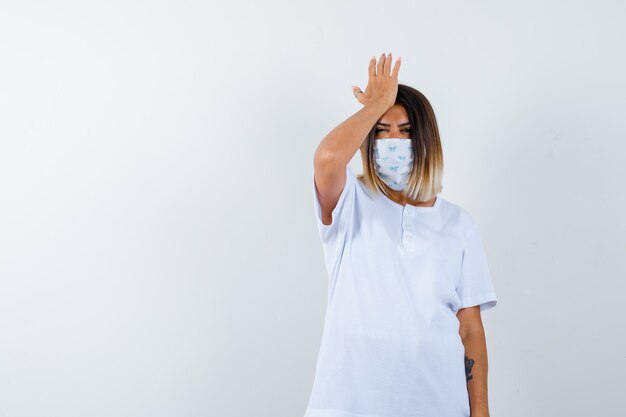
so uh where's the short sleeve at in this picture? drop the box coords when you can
[312,164,357,245]
[456,225,498,312]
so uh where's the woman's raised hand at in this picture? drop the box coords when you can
[352,53,401,109]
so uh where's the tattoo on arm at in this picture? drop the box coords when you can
[465,355,475,382]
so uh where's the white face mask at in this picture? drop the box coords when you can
[373,138,414,191]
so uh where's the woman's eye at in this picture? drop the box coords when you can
[375,129,411,133]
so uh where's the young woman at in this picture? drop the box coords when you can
[305,53,498,417]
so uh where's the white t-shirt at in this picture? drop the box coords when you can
[305,164,498,417]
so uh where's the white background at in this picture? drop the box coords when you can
[1,1,625,416]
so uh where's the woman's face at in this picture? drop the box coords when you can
[374,105,412,140]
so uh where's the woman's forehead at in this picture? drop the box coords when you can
[378,105,409,125]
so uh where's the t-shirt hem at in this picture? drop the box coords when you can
[304,408,378,417]
[459,291,498,312]
[303,407,459,417]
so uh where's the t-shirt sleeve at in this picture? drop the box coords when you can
[312,164,357,245]
[456,225,498,312]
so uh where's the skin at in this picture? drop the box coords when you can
[315,53,492,417]
[457,306,492,417]
[315,53,400,226]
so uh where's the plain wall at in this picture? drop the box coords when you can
[1,1,625,416]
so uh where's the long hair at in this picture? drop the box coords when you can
[357,84,444,202]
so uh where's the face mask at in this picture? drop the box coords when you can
[373,138,413,191]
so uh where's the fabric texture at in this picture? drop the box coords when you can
[373,138,414,191]
[305,164,498,417]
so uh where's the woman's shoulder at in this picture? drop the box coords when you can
[441,198,482,234]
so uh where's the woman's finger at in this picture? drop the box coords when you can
[383,53,392,77]
[364,78,372,96]
[391,56,402,80]
[368,56,376,80]
[376,53,386,77]
[352,87,366,104]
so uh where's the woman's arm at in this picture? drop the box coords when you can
[314,54,400,167]
[457,306,491,417]
[314,54,399,224]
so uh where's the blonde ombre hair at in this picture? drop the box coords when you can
[357,84,444,202]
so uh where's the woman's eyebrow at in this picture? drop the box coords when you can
[376,122,411,127]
